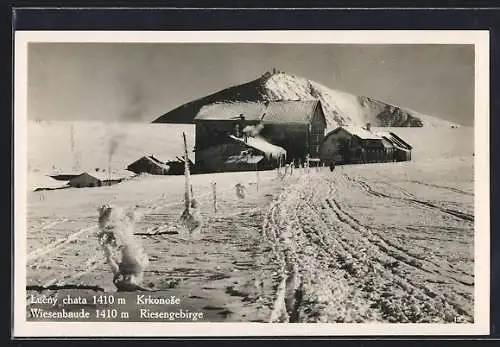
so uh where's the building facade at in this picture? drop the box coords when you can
[319,124,412,165]
[258,100,326,161]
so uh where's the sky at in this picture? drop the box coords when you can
[27,43,475,126]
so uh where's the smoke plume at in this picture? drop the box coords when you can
[243,123,264,138]
[117,70,150,122]
[107,132,127,167]
[122,83,147,121]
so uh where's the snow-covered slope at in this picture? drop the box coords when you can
[28,120,194,175]
[371,126,473,162]
[153,72,458,131]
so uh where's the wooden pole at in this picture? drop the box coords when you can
[183,132,191,213]
[278,155,283,177]
[212,182,217,213]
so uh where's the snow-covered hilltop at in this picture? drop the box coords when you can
[153,71,458,131]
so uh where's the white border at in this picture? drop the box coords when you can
[13,30,490,337]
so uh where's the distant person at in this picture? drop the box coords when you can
[330,161,336,172]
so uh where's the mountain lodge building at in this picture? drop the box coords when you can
[193,100,327,173]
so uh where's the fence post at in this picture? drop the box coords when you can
[182,132,191,214]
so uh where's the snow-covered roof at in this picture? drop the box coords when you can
[374,130,392,138]
[388,132,413,150]
[195,102,266,121]
[47,169,83,177]
[29,173,69,191]
[129,155,169,168]
[336,125,381,140]
[194,100,322,125]
[75,171,135,181]
[262,100,321,124]
[147,155,165,164]
[374,130,412,150]
[229,135,286,158]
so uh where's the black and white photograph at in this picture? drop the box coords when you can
[14,30,489,337]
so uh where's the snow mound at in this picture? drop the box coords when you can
[28,173,69,191]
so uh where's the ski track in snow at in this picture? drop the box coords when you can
[257,166,474,323]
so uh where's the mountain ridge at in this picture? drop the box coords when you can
[153,72,458,131]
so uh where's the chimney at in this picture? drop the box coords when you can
[366,123,371,132]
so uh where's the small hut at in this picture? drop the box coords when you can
[69,172,131,188]
[127,155,170,175]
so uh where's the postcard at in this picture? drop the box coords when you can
[13,30,490,337]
